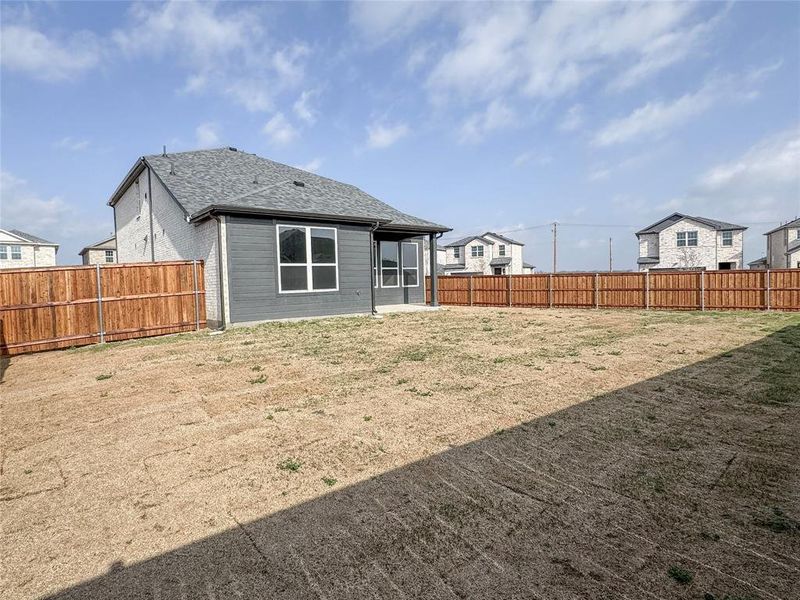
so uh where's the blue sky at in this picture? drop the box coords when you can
[1,1,798,268]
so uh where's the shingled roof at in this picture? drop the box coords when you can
[636,212,746,235]
[109,148,449,233]
[764,217,800,235]
[6,229,58,246]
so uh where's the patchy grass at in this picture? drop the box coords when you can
[667,565,694,584]
[277,458,302,472]
[95,374,112,381]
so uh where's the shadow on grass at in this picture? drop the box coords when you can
[0,321,9,384]
[45,326,799,599]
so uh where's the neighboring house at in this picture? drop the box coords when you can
[422,244,446,276]
[0,228,58,269]
[635,213,746,271]
[522,262,536,274]
[763,217,800,269]
[79,236,117,265]
[109,147,449,328]
[442,231,527,275]
[748,257,768,270]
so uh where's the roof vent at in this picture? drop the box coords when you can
[228,147,238,152]
[253,175,259,185]
[293,180,305,187]
[169,162,176,175]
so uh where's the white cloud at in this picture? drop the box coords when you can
[262,113,298,145]
[366,121,409,149]
[114,2,309,112]
[512,151,552,168]
[559,104,584,132]
[459,99,516,144]
[426,3,719,103]
[0,24,101,82]
[349,2,443,42]
[588,167,611,181]
[592,65,779,148]
[294,158,323,173]
[195,123,221,148]
[293,90,318,125]
[53,137,90,152]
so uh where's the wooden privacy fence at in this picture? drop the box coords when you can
[0,261,206,356]
[426,270,800,312]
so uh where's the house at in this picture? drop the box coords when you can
[79,236,117,265]
[422,244,446,276]
[635,213,746,271]
[763,217,800,269]
[442,231,528,275]
[0,228,58,269]
[108,147,449,328]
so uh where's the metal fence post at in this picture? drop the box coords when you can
[192,259,200,331]
[645,271,650,310]
[507,274,512,307]
[595,272,599,309]
[700,271,705,311]
[95,264,105,344]
[765,269,771,311]
[549,273,553,308]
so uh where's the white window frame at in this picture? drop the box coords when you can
[677,231,698,247]
[453,247,460,259]
[373,242,379,288]
[498,244,506,257]
[0,245,7,260]
[721,231,733,247]
[105,250,115,263]
[380,241,400,288]
[276,224,339,294]
[401,241,420,288]
[10,245,22,260]
[471,245,484,258]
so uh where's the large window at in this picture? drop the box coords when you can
[0,245,6,260]
[402,242,419,287]
[721,231,733,247]
[453,247,460,259]
[277,225,338,293]
[380,241,399,287]
[471,245,484,257]
[10,245,21,260]
[373,242,379,288]
[498,244,506,256]
[105,250,115,263]
[677,231,697,247]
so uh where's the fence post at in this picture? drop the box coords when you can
[595,272,599,309]
[765,269,771,311]
[468,275,473,306]
[645,271,650,310]
[507,274,512,307]
[549,273,554,308]
[700,271,705,311]
[95,264,105,344]
[192,259,200,331]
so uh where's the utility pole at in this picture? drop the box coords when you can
[552,222,558,273]
[608,237,613,272]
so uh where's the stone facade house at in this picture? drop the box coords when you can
[0,228,58,269]
[636,213,746,271]
[108,147,449,328]
[755,217,800,269]
[79,236,117,265]
[442,232,533,275]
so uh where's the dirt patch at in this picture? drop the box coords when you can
[1,307,798,599]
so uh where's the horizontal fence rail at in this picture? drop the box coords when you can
[0,261,206,356]
[426,270,800,312]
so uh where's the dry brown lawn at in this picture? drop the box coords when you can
[1,307,798,599]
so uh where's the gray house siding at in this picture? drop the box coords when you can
[373,236,426,306]
[226,216,372,323]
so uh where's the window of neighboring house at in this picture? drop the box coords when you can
[498,244,506,256]
[471,245,484,257]
[373,242,378,288]
[401,242,419,287]
[11,245,22,259]
[0,245,7,260]
[677,231,698,247]
[381,241,399,287]
[453,247,460,259]
[105,250,115,263]
[721,231,733,247]
[277,225,338,293]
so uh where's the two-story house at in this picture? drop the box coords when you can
[0,228,58,269]
[442,232,534,275]
[636,213,746,271]
[750,217,800,269]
